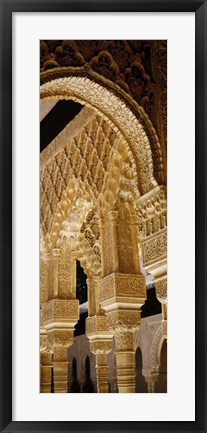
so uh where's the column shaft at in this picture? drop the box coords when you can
[40,352,53,393]
[116,351,136,393]
[96,353,109,393]
[53,361,68,393]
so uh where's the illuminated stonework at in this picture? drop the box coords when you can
[40,40,167,393]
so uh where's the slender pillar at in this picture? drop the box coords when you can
[155,275,167,338]
[144,373,159,393]
[51,248,60,299]
[87,312,113,393]
[108,211,119,271]
[115,329,136,393]
[40,252,49,305]
[53,347,68,393]
[42,299,79,393]
[130,214,141,273]
[90,337,113,393]
[40,351,53,393]
[98,204,146,393]
[87,276,97,317]
[95,353,109,393]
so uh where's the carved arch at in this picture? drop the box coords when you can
[40,75,163,195]
[40,65,165,186]
[150,324,165,373]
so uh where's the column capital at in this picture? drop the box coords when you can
[90,338,113,356]
[86,314,113,338]
[47,329,74,352]
[99,272,146,308]
[42,299,79,327]
[107,309,141,333]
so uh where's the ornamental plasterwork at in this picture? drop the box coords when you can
[53,346,70,362]
[107,310,141,331]
[40,116,102,239]
[44,177,94,249]
[99,272,146,303]
[150,324,164,373]
[42,299,79,323]
[40,40,166,186]
[40,255,49,305]
[136,185,167,238]
[155,277,167,304]
[40,334,47,352]
[86,314,108,336]
[77,209,102,277]
[47,329,74,349]
[115,330,134,351]
[90,339,113,355]
[98,140,138,216]
[40,76,160,194]
[40,112,138,251]
[141,228,167,267]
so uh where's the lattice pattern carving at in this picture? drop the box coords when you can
[40,114,117,236]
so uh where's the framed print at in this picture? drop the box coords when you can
[0,1,206,432]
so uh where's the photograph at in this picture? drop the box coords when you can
[1,1,206,431]
[40,39,167,393]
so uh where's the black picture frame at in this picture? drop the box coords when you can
[0,1,206,432]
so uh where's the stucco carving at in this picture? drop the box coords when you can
[40,40,166,186]
[137,185,167,238]
[107,310,141,331]
[86,314,108,335]
[99,272,146,303]
[115,330,134,351]
[141,228,167,267]
[155,277,167,304]
[150,324,163,372]
[40,76,159,194]
[42,299,79,323]
[90,340,113,355]
[47,329,74,349]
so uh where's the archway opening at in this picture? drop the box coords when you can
[82,356,94,393]
[135,347,148,393]
[70,357,81,393]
